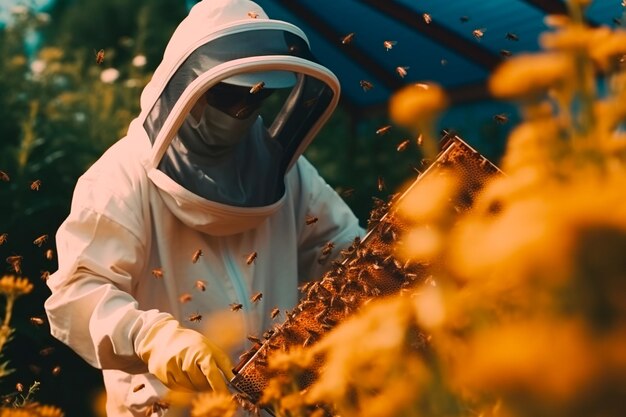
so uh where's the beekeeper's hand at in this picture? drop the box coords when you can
[135,316,234,392]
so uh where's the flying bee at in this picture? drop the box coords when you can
[0,233,7,245]
[440,58,448,66]
[376,125,392,136]
[250,292,263,303]
[151,268,163,279]
[505,32,519,41]
[16,383,24,393]
[179,293,192,303]
[396,66,409,78]
[230,302,243,312]
[397,139,410,152]
[246,251,257,265]
[321,241,334,256]
[132,384,145,393]
[249,81,265,94]
[39,347,54,356]
[270,307,280,319]
[493,113,509,124]
[460,15,470,23]
[472,28,485,40]
[247,11,259,18]
[305,215,319,225]
[45,249,54,260]
[247,335,262,344]
[423,13,432,24]
[192,249,202,264]
[33,234,48,247]
[359,80,374,91]
[500,49,512,57]
[195,280,206,291]
[417,133,424,146]
[30,180,41,191]
[94,48,105,65]
[6,255,22,273]
[52,365,61,376]
[187,312,202,322]
[30,317,45,326]
[377,176,385,192]
[341,32,355,45]
[0,171,9,182]
[150,401,169,414]
[40,271,50,281]
[383,40,397,51]
[339,187,355,198]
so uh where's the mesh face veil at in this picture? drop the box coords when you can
[143,22,339,209]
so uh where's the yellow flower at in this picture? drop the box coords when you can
[389,82,448,129]
[588,29,626,71]
[489,53,574,100]
[540,25,610,54]
[33,405,64,417]
[0,275,34,298]
[190,392,237,417]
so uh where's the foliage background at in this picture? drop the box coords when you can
[0,0,511,415]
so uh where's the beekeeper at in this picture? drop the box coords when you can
[44,0,363,415]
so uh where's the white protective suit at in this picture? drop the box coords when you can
[44,0,363,416]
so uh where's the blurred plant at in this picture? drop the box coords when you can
[260,1,626,417]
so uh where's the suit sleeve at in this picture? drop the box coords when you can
[294,157,365,282]
[44,174,171,373]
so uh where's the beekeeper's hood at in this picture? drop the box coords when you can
[131,0,340,236]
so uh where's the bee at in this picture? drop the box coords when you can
[179,293,192,303]
[33,234,48,247]
[460,15,470,23]
[150,401,169,414]
[339,187,355,198]
[0,171,9,182]
[0,233,7,245]
[30,317,45,326]
[6,255,22,273]
[505,32,519,41]
[493,113,509,124]
[270,307,280,319]
[250,292,263,303]
[377,176,385,192]
[321,241,334,256]
[52,365,61,376]
[472,28,485,40]
[191,249,202,264]
[500,49,512,57]
[151,268,163,279]
[247,335,262,344]
[376,125,392,135]
[417,133,424,146]
[397,139,410,152]
[247,11,259,18]
[440,58,448,66]
[396,66,409,78]
[359,80,374,91]
[230,302,243,312]
[246,251,257,265]
[132,383,145,393]
[188,313,202,322]
[195,280,206,291]
[39,347,54,356]
[341,32,355,45]
[94,49,105,65]
[423,13,432,24]
[383,40,397,51]
[16,383,24,393]
[30,180,41,191]
[249,81,265,94]
[40,270,50,281]
[305,215,319,225]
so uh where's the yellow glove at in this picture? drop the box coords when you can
[135,316,235,393]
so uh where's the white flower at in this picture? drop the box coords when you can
[100,68,120,84]
[132,55,147,67]
[30,59,46,75]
